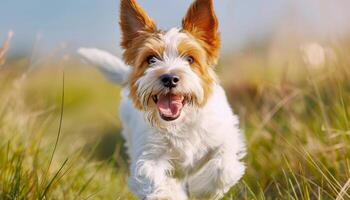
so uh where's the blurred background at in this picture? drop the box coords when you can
[1,0,350,55]
[1,0,350,199]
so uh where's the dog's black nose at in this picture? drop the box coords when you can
[160,74,180,88]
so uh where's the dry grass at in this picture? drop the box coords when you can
[0,31,13,66]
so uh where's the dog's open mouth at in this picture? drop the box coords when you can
[152,94,184,121]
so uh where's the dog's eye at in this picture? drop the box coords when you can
[185,56,194,64]
[147,56,158,65]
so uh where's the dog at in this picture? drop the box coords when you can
[78,0,246,199]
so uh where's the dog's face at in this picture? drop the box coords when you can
[120,0,220,128]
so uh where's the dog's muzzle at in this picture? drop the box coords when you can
[151,74,185,121]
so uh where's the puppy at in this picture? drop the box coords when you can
[79,0,246,199]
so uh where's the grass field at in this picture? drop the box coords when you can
[0,36,350,199]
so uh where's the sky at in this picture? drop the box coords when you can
[1,0,350,56]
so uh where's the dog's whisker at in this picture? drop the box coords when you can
[146,85,156,106]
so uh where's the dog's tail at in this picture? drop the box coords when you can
[78,48,130,85]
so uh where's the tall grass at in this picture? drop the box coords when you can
[0,35,131,199]
[0,34,349,199]
[223,41,350,199]
[0,31,13,66]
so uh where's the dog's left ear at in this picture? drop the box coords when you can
[182,0,220,64]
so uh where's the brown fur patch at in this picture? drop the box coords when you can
[125,32,165,109]
[182,0,221,65]
[178,37,215,107]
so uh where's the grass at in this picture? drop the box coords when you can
[0,36,350,199]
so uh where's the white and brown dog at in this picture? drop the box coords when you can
[79,0,246,199]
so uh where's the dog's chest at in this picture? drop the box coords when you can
[165,130,216,178]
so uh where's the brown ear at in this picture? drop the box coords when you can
[120,0,156,48]
[182,0,220,63]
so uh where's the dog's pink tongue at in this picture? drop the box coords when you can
[157,94,183,118]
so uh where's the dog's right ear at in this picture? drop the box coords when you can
[120,0,156,49]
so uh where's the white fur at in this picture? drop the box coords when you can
[78,29,246,200]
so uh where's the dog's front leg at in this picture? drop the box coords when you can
[187,147,245,199]
[128,156,188,200]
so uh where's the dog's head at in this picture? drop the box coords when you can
[120,0,220,128]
